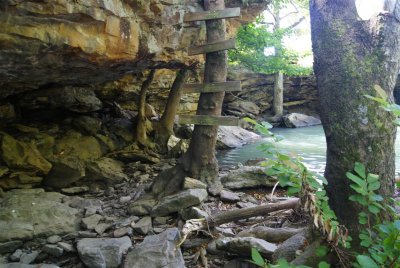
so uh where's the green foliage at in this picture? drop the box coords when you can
[229,0,312,76]
[346,163,400,267]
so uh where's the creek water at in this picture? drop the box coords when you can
[217,125,400,175]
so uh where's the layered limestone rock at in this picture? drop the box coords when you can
[0,0,270,98]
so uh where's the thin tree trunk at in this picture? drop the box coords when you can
[273,71,284,117]
[181,0,228,194]
[155,69,189,153]
[136,69,156,146]
[310,0,400,240]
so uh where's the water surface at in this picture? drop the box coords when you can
[218,125,400,174]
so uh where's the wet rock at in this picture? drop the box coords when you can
[132,217,152,235]
[85,157,128,185]
[0,241,23,254]
[283,113,321,128]
[183,177,207,190]
[77,236,132,268]
[216,237,277,260]
[238,227,303,243]
[220,190,240,202]
[43,157,86,188]
[0,189,80,242]
[272,233,307,262]
[217,126,260,150]
[221,166,278,189]
[42,244,64,257]
[19,86,102,113]
[0,133,52,174]
[151,189,208,217]
[128,198,157,216]
[81,214,103,230]
[124,228,184,268]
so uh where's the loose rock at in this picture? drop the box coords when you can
[132,217,152,235]
[124,228,185,268]
[220,190,240,202]
[77,236,132,268]
[221,166,278,189]
[216,237,277,260]
[283,113,321,128]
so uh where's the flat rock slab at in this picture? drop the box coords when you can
[217,126,260,149]
[0,264,60,268]
[238,227,304,243]
[0,189,80,242]
[220,190,240,202]
[221,166,278,189]
[283,113,321,128]
[124,228,185,268]
[216,237,277,260]
[77,236,132,268]
[151,189,208,217]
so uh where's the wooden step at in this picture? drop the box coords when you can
[188,39,236,56]
[183,81,241,94]
[184,7,241,22]
[176,115,239,126]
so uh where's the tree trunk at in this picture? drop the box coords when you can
[181,0,228,194]
[136,69,156,147]
[155,69,189,153]
[273,71,284,117]
[310,0,400,239]
[151,0,229,197]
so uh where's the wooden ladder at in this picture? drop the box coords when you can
[176,6,241,127]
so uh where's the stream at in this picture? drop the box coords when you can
[218,125,400,175]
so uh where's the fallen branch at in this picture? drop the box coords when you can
[177,198,300,246]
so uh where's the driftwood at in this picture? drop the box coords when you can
[178,198,300,246]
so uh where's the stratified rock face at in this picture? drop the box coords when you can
[0,0,270,98]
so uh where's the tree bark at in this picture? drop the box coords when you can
[136,69,156,146]
[310,0,400,239]
[155,69,189,152]
[181,0,228,194]
[273,71,284,117]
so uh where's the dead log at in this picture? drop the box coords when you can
[178,198,300,246]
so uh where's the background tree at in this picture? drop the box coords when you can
[229,0,311,119]
[310,0,400,241]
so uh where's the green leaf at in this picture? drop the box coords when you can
[368,181,380,191]
[318,261,330,268]
[354,162,366,179]
[346,172,367,189]
[315,246,329,257]
[366,173,379,183]
[350,184,367,195]
[356,255,380,268]
[251,248,265,267]
[368,205,381,214]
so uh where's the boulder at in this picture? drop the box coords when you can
[72,116,102,135]
[217,126,260,149]
[282,113,321,128]
[124,228,185,268]
[151,189,208,217]
[77,236,132,268]
[216,237,277,260]
[272,233,308,262]
[19,86,102,113]
[221,166,278,189]
[54,131,103,161]
[225,100,261,116]
[0,133,52,175]
[43,157,85,188]
[183,177,207,190]
[85,157,128,185]
[0,189,80,242]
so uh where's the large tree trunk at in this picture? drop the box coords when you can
[310,0,400,239]
[273,71,284,117]
[180,0,228,194]
[151,0,228,197]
